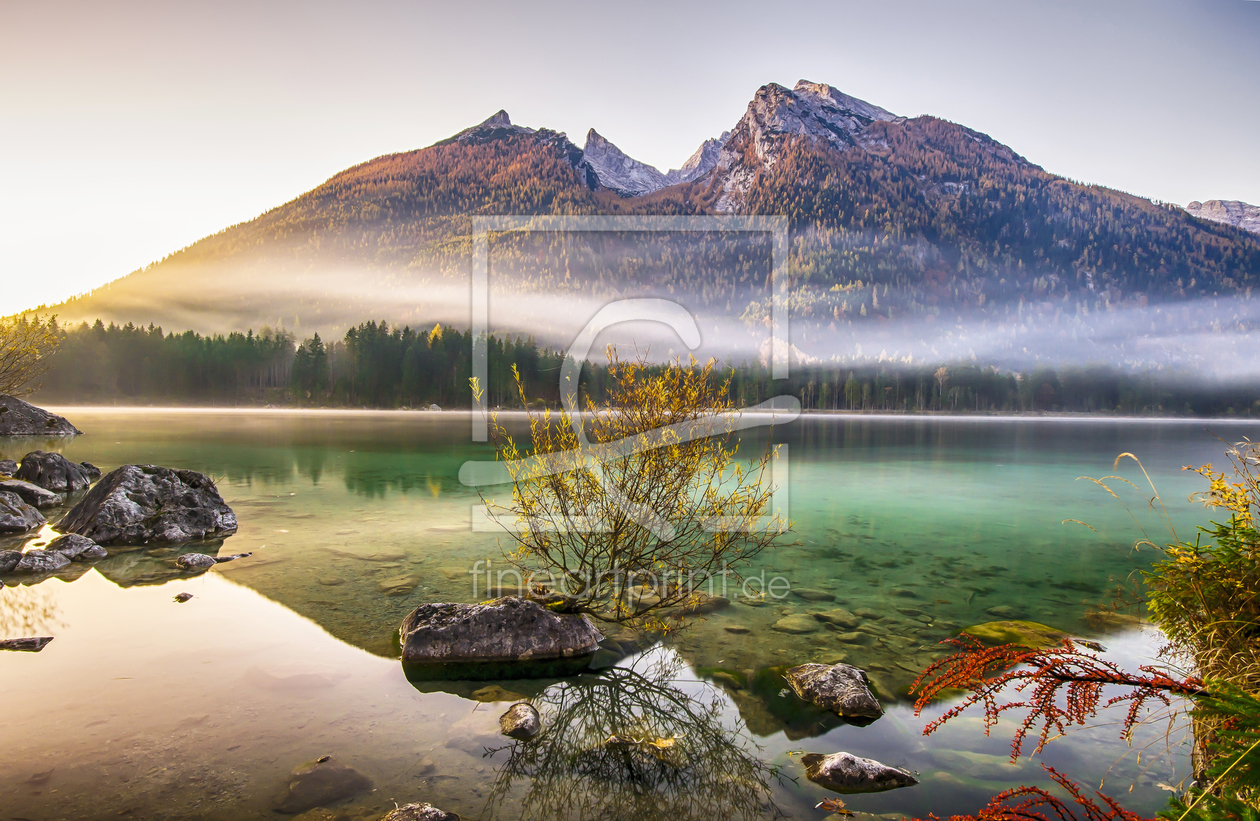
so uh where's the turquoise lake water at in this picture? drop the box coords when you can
[2,409,1255,820]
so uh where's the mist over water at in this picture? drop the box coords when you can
[41,228,1260,383]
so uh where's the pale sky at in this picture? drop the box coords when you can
[2,0,1258,316]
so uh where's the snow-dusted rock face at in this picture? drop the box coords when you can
[711,80,898,211]
[1186,200,1260,235]
[663,132,729,185]
[580,129,669,196]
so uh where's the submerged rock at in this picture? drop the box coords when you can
[793,588,836,602]
[499,702,541,739]
[273,756,373,815]
[377,573,421,596]
[0,490,45,533]
[801,751,918,794]
[290,810,349,821]
[471,684,528,703]
[382,804,461,821]
[46,533,107,561]
[0,396,81,436]
[814,608,861,628]
[14,451,95,491]
[59,464,237,545]
[0,478,64,509]
[962,620,1068,648]
[785,663,883,719]
[772,613,820,634]
[175,553,218,571]
[14,548,71,574]
[400,597,603,665]
[0,636,54,652]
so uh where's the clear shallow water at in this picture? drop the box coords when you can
[2,409,1254,820]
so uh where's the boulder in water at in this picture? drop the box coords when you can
[785,663,883,719]
[801,751,918,793]
[59,464,237,545]
[46,533,107,561]
[0,478,65,508]
[0,636,54,652]
[382,804,461,821]
[400,597,602,664]
[273,756,373,815]
[175,553,218,571]
[0,396,81,436]
[0,549,22,573]
[15,451,96,492]
[0,490,45,533]
[14,548,71,574]
[499,702,541,739]
[0,459,17,475]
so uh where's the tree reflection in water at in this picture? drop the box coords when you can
[481,648,788,821]
[0,582,64,637]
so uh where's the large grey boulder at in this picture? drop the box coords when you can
[0,490,45,533]
[0,459,16,475]
[14,548,71,574]
[15,451,96,492]
[0,396,81,436]
[0,478,65,509]
[382,804,461,821]
[46,533,107,561]
[801,751,918,793]
[59,464,237,545]
[401,597,603,664]
[785,663,883,719]
[272,756,373,814]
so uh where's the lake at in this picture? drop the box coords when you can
[2,409,1253,820]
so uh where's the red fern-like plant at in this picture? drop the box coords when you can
[910,635,1205,761]
[912,764,1153,821]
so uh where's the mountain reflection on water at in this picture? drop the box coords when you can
[2,408,1247,818]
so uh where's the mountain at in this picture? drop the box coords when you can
[663,132,728,186]
[1186,199,1260,235]
[579,129,668,195]
[580,129,729,194]
[710,80,898,210]
[30,80,1260,368]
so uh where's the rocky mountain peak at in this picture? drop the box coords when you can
[453,109,537,146]
[792,80,896,124]
[1186,199,1260,235]
[481,109,512,127]
[580,129,668,196]
[663,131,730,186]
[709,80,898,210]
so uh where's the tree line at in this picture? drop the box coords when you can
[28,318,1260,417]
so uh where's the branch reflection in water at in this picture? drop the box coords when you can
[479,647,788,821]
